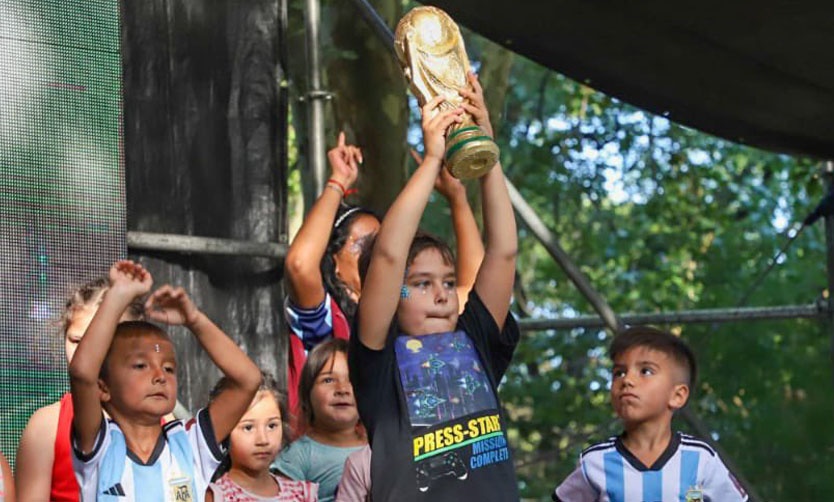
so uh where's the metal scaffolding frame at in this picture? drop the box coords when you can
[123,2,834,500]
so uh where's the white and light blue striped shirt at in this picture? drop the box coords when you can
[554,432,748,502]
[73,409,224,502]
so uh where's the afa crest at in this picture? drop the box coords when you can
[169,477,193,502]
[685,486,703,502]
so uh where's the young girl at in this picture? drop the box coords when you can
[284,132,377,418]
[284,133,485,420]
[272,339,366,502]
[16,278,142,502]
[207,373,317,501]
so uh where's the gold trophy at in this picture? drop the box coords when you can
[394,6,500,179]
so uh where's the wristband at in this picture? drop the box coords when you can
[327,178,348,195]
[326,183,344,197]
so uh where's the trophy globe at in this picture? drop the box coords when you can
[395,6,500,179]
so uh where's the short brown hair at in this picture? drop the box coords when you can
[406,232,455,271]
[358,231,455,287]
[60,277,143,337]
[609,325,697,390]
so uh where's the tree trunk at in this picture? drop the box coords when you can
[477,39,515,137]
[324,0,408,214]
[123,0,287,410]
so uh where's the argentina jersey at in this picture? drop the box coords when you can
[73,409,224,502]
[553,432,748,502]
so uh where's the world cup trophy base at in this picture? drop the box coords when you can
[444,125,500,180]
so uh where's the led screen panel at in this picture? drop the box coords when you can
[0,0,124,466]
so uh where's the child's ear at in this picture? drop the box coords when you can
[98,378,112,403]
[669,383,689,411]
[333,258,342,280]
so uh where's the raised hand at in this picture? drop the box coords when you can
[108,260,152,299]
[144,285,201,328]
[458,71,494,139]
[410,148,466,201]
[421,96,465,164]
[326,131,362,190]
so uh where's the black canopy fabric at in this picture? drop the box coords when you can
[427,0,834,159]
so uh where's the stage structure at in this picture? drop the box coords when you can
[0,0,126,465]
[0,0,290,465]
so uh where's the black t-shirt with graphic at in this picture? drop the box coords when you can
[349,292,520,501]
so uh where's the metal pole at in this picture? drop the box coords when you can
[823,161,834,393]
[518,303,825,331]
[303,0,328,209]
[127,231,286,259]
[279,0,290,244]
[506,179,622,332]
[347,0,396,53]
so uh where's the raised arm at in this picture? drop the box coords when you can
[145,286,261,443]
[462,73,518,328]
[358,97,464,349]
[440,169,484,310]
[412,148,485,310]
[69,260,152,455]
[285,131,361,308]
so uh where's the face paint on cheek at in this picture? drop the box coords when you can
[401,266,411,300]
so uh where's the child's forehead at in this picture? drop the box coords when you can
[348,213,380,234]
[245,391,282,417]
[319,351,348,372]
[66,306,97,336]
[112,334,175,356]
[407,248,455,274]
[613,345,671,365]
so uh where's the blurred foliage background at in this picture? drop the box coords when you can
[283,1,832,499]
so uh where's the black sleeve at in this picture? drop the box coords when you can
[458,291,520,381]
[348,313,398,437]
[195,407,226,461]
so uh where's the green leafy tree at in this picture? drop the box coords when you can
[315,5,832,499]
[487,44,828,500]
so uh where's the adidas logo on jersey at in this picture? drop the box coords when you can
[103,482,126,496]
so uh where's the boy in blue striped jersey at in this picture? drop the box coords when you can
[553,326,747,502]
[69,260,262,501]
